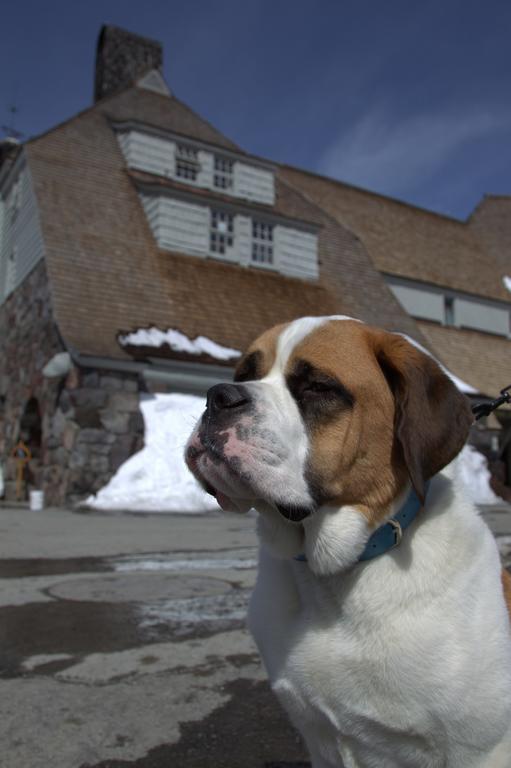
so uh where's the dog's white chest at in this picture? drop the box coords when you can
[248,538,511,768]
[249,560,437,766]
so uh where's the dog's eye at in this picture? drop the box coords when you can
[298,379,355,409]
[303,381,335,395]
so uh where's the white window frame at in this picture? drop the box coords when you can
[175,144,200,182]
[210,209,234,257]
[213,156,234,191]
[251,220,274,266]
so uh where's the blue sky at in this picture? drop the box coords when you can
[1,0,510,219]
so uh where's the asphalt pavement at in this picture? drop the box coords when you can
[1,500,510,768]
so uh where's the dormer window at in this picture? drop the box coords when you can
[214,156,234,190]
[252,220,274,265]
[210,210,234,255]
[175,144,200,181]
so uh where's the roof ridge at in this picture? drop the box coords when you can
[25,82,241,156]
[168,91,243,153]
[279,162,467,225]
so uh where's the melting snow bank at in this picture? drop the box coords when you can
[455,445,501,505]
[84,395,502,513]
[85,393,219,513]
[118,327,241,362]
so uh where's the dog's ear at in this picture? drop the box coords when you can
[374,332,473,502]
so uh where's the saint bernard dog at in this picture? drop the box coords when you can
[185,316,511,768]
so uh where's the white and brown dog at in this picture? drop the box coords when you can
[185,316,511,768]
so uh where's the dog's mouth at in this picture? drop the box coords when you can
[185,421,316,522]
[185,440,255,513]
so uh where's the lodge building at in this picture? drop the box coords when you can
[0,25,509,505]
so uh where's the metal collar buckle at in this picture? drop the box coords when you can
[388,519,403,549]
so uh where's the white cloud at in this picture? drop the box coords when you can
[318,105,511,196]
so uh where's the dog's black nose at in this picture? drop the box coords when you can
[206,383,250,414]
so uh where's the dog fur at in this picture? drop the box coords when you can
[186,316,511,767]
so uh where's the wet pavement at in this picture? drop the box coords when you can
[0,504,310,768]
[1,500,510,767]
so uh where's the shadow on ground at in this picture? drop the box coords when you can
[80,679,310,768]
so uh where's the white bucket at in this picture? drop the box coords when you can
[29,490,45,511]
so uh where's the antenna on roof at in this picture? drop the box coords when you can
[2,103,24,142]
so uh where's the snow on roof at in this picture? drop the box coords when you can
[118,327,241,362]
[397,333,479,394]
[503,276,511,293]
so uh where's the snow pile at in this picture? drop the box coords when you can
[118,327,241,362]
[503,276,511,293]
[397,333,478,394]
[456,445,501,505]
[85,394,219,513]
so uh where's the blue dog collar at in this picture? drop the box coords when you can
[294,484,427,565]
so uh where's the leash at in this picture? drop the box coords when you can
[472,385,511,421]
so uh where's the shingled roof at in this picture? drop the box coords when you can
[281,165,510,304]
[280,165,511,397]
[23,79,427,367]
[416,321,511,398]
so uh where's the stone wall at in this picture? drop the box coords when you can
[0,260,63,499]
[51,368,144,506]
[0,261,144,505]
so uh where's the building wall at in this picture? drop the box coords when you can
[0,157,46,306]
[0,260,64,499]
[140,192,319,279]
[388,277,510,338]
[0,260,144,504]
[117,129,275,205]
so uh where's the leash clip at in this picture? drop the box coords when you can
[388,519,403,550]
[472,384,511,421]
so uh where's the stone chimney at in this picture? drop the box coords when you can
[94,25,163,102]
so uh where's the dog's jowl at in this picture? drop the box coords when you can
[186,316,511,768]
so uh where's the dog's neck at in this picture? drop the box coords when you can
[255,477,448,577]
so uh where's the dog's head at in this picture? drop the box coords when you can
[185,317,472,532]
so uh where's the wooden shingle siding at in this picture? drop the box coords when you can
[0,162,46,305]
[117,129,275,204]
[455,298,509,337]
[155,197,210,256]
[274,226,318,279]
[139,194,160,235]
[234,163,275,205]
[197,150,214,189]
[235,215,252,267]
[389,284,444,323]
[118,131,175,177]
[141,192,319,279]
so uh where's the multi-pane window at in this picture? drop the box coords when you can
[252,220,274,265]
[210,210,234,255]
[214,156,234,190]
[176,144,200,181]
